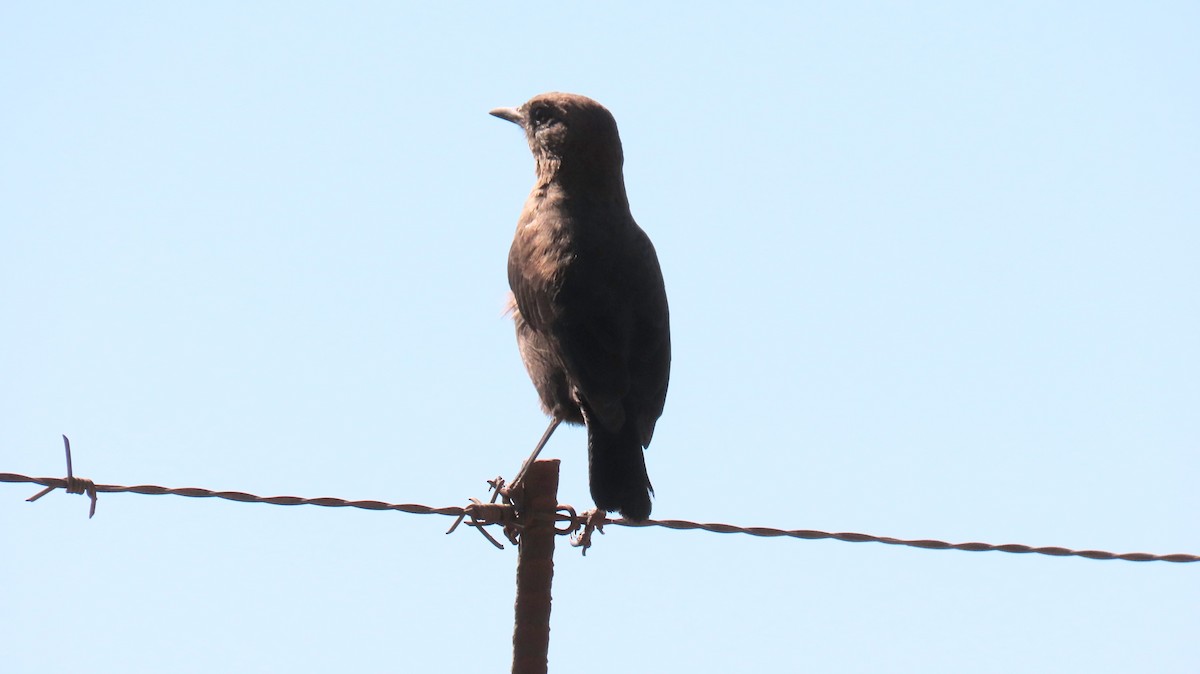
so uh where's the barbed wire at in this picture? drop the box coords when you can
[3,469,1196,564]
[4,471,468,517]
[612,518,1200,563]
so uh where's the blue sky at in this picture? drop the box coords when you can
[2,3,1197,672]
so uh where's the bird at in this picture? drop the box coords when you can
[491,92,671,523]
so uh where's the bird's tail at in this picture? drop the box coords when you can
[588,420,653,522]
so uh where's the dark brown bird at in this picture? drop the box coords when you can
[491,92,670,522]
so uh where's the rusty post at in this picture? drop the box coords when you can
[511,459,559,674]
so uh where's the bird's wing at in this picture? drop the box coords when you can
[624,228,671,447]
[558,223,670,441]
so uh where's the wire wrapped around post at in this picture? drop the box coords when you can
[511,459,559,674]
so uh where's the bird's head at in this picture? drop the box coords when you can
[491,92,625,185]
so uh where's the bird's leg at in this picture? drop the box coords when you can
[509,417,563,493]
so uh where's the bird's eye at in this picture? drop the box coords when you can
[530,106,553,126]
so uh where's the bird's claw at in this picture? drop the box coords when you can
[569,508,608,555]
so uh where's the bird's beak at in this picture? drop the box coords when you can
[489,106,525,127]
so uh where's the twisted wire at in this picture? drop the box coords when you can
[611,517,1200,563]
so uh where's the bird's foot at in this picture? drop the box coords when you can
[569,508,608,555]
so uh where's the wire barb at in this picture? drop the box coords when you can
[457,498,515,550]
[447,476,519,548]
[25,435,98,518]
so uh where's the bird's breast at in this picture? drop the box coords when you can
[511,194,577,290]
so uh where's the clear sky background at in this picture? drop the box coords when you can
[2,3,1197,673]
